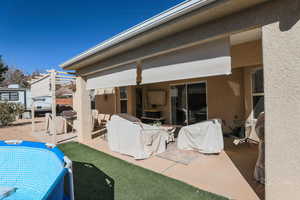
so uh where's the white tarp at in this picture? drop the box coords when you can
[141,37,231,84]
[86,63,136,90]
[107,114,169,159]
[177,119,224,154]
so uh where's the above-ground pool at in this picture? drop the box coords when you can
[0,140,74,200]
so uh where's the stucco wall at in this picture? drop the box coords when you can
[95,94,116,114]
[231,40,262,68]
[262,1,300,199]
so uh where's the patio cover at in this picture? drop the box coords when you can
[86,63,136,89]
[141,37,231,84]
[177,119,224,154]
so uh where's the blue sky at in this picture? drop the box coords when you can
[0,0,185,74]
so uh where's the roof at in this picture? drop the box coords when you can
[60,0,217,69]
[0,87,26,91]
[29,74,50,85]
[61,0,267,70]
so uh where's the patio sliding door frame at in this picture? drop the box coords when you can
[169,80,208,125]
[250,66,264,120]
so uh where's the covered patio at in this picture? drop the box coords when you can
[70,24,266,200]
[71,27,265,199]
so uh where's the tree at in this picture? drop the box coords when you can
[1,67,30,88]
[0,102,24,126]
[0,56,8,84]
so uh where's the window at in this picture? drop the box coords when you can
[9,92,19,101]
[0,92,19,101]
[252,68,264,118]
[0,92,9,101]
[119,87,128,113]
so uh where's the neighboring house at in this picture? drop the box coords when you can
[0,84,32,110]
[30,74,52,113]
[30,72,75,113]
[56,86,73,106]
[60,0,300,199]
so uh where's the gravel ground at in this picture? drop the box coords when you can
[0,118,46,142]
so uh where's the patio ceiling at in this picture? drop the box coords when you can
[230,28,262,46]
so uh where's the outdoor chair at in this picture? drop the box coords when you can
[45,113,67,135]
[97,114,111,128]
[91,109,99,130]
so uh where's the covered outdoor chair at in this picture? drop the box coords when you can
[107,114,169,160]
[45,113,67,135]
[177,119,224,154]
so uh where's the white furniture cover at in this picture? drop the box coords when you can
[45,114,67,135]
[177,119,224,154]
[107,114,169,159]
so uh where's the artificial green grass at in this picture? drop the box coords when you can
[59,142,228,200]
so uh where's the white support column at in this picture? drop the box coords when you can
[76,76,92,142]
[31,101,35,133]
[262,5,300,199]
[50,70,57,144]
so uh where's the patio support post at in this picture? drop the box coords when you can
[76,76,92,142]
[262,5,300,199]
[50,70,57,144]
[31,101,35,133]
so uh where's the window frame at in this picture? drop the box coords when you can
[0,91,20,101]
[0,92,10,101]
[251,67,264,119]
[119,87,128,113]
[9,92,19,101]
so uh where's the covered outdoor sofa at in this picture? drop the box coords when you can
[107,114,169,160]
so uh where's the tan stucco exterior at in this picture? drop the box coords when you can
[231,40,262,69]
[95,94,116,114]
[262,3,300,199]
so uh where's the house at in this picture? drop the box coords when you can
[30,74,52,99]
[60,0,300,199]
[0,84,32,111]
[30,74,52,113]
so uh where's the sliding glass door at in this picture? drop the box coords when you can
[171,82,207,125]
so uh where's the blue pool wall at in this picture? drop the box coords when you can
[0,140,73,200]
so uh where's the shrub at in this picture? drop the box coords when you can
[0,102,24,126]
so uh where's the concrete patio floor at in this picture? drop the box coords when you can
[84,137,264,200]
[0,118,77,144]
